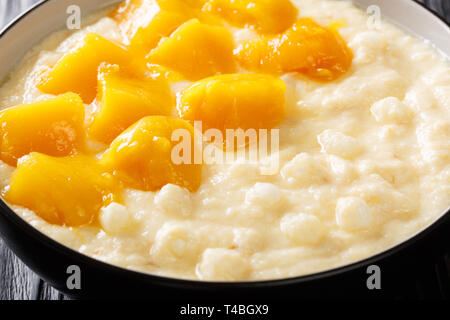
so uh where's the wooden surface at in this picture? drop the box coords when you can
[0,0,449,300]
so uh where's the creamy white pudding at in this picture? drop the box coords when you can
[0,0,448,281]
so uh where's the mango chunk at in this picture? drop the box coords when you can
[129,7,223,57]
[110,0,158,40]
[177,73,286,133]
[203,0,298,34]
[4,153,120,226]
[235,18,353,81]
[37,33,132,103]
[88,64,173,144]
[101,116,202,192]
[0,93,85,166]
[110,0,144,23]
[157,0,221,25]
[148,19,236,80]
[129,10,188,56]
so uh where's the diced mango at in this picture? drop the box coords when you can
[100,116,202,192]
[177,73,286,133]
[110,0,159,40]
[203,0,298,34]
[88,64,173,144]
[37,33,132,103]
[148,19,236,80]
[4,153,120,226]
[129,10,188,56]
[157,0,221,25]
[235,18,353,81]
[167,0,206,8]
[112,0,221,53]
[110,0,144,23]
[0,93,85,166]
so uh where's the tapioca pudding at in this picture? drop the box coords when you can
[0,0,449,281]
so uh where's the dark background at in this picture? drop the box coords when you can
[0,0,449,300]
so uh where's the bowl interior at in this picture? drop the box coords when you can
[0,0,448,285]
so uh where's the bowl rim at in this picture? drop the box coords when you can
[0,0,449,289]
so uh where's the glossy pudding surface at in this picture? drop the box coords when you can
[0,0,449,281]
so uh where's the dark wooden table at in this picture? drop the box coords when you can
[0,0,449,300]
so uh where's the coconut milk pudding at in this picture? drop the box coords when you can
[0,0,449,281]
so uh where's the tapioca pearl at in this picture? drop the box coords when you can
[416,121,450,166]
[417,121,450,144]
[327,155,357,184]
[357,158,414,186]
[123,189,155,219]
[378,124,408,140]
[233,28,258,43]
[46,225,83,249]
[233,228,264,253]
[280,213,324,245]
[151,223,199,265]
[154,184,192,217]
[350,31,388,65]
[317,130,362,159]
[239,203,278,223]
[422,67,450,87]
[409,42,436,62]
[351,175,416,217]
[335,197,373,231]
[370,97,413,124]
[350,31,388,52]
[321,68,405,111]
[201,197,223,211]
[380,160,415,185]
[196,248,250,281]
[403,84,436,112]
[281,153,329,186]
[245,183,282,208]
[433,86,450,111]
[99,203,134,234]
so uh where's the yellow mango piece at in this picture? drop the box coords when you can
[110,0,144,23]
[101,116,202,192]
[89,64,173,144]
[4,153,120,226]
[157,0,221,24]
[112,0,221,53]
[0,93,85,166]
[235,18,353,81]
[110,0,159,40]
[177,73,286,133]
[37,33,132,103]
[129,10,188,56]
[203,0,298,34]
[165,0,206,8]
[148,19,236,80]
